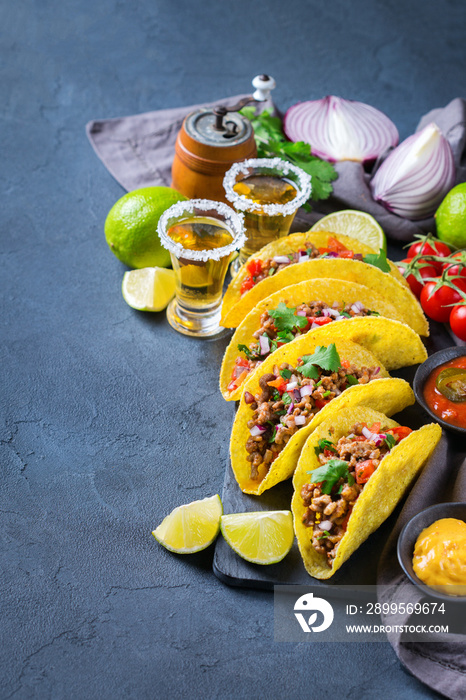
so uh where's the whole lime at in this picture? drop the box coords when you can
[435,183,466,250]
[105,187,187,268]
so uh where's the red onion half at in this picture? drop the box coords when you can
[283,96,399,163]
[370,123,456,220]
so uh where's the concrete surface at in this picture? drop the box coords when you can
[2,0,465,698]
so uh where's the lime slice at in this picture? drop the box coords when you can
[122,266,176,311]
[220,510,294,565]
[310,210,386,253]
[152,495,223,554]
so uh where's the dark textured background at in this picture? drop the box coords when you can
[2,1,465,698]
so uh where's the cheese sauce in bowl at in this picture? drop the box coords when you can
[413,518,466,596]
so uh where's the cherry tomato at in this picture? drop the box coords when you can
[443,251,466,281]
[398,257,438,298]
[449,305,466,341]
[407,240,452,272]
[420,281,463,323]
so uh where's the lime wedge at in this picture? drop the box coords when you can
[152,495,223,554]
[220,510,294,565]
[310,210,386,253]
[122,266,176,311]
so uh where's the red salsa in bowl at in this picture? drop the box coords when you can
[423,356,466,430]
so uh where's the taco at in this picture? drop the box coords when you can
[230,336,415,495]
[292,407,442,579]
[220,232,427,336]
[220,278,427,401]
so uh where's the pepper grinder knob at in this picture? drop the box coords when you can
[252,74,276,102]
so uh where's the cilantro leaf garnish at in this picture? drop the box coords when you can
[268,426,278,443]
[239,107,338,208]
[314,438,337,457]
[238,344,260,361]
[363,249,391,273]
[282,393,292,406]
[277,330,295,343]
[384,433,397,449]
[306,459,350,495]
[340,311,351,318]
[280,368,293,380]
[268,302,308,333]
[299,343,341,379]
[346,374,358,386]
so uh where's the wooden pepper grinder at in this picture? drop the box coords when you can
[171,75,276,202]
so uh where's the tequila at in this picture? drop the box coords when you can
[158,199,245,337]
[167,217,234,310]
[223,157,312,271]
[233,175,298,260]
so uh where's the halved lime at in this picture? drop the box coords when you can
[220,510,294,565]
[152,495,223,554]
[122,266,176,311]
[310,210,386,252]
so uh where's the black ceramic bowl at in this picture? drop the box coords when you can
[413,345,466,435]
[397,502,466,602]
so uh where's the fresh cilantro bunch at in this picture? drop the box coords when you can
[240,107,338,208]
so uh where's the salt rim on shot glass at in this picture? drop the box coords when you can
[157,199,245,338]
[223,157,312,270]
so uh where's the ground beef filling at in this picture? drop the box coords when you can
[240,301,375,374]
[246,243,321,288]
[240,243,364,294]
[245,363,380,481]
[301,423,393,566]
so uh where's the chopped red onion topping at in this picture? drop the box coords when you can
[294,415,306,426]
[273,255,291,264]
[250,425,266,437]
[286,381,298,391]
[319,520,333,531]
[259,335,270,355]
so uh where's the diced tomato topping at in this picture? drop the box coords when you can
[227,369,249,391]
[246,259,262,277]
[240,276,255,295]
[314,398,329,410]
[369,422,381,434]
[318,247,330,255]
[327,236,350,253]
[267,377,287,392]
[310,316,333,327]
[235,357,249,368]
[341,506,353,531]
[341,359,350,369]
[387,426,413,442]
[337,250,354,259]
[355,460,375,484]
[276,341,287,348]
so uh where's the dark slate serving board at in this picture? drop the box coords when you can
[213,319,460,591]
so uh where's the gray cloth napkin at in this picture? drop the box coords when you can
[377,429,466,700]
[87,97,466,243]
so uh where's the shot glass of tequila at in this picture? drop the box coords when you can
[223,157,312,272]
[158,199,245,337]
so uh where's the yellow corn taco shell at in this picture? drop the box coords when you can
[220,279,427,401]
[230,337,415,495]
[292,407,442,579]
[220,233,427,336]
